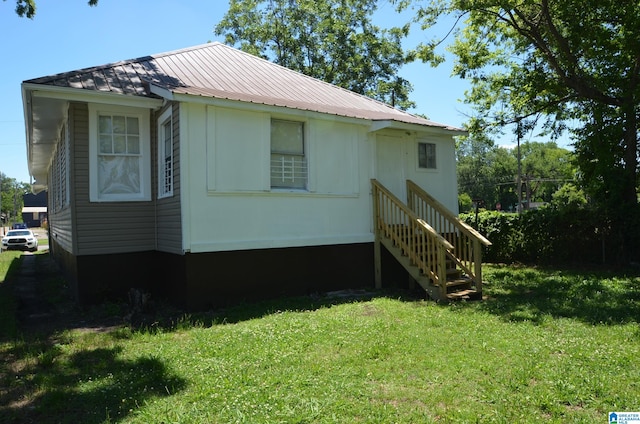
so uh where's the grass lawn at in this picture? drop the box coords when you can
[1,261,639,423]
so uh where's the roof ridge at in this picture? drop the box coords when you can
[148,41,224,60]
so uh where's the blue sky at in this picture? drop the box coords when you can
[0,0,487,184]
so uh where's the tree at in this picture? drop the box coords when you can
[10,0,98,18]
[551,183,586,210]
[457,138,574,211]
[0,173,29,225]
[398,0,640,258]
[215,0,415,109]
[518,141,574,203]
[456,136,499,207]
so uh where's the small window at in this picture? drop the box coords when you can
[270,119,307,189]
[418,142,436,169]
[158,109,173,198]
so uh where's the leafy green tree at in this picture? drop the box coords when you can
[10,0,97,18]
[519,141,574,203]
[457,138,574,211]
[0,173,29,225]
[215,0,415,109]
[551,183,587,210]
[398,0,640,258]
[456,136,498,207]
[458,192,473,213]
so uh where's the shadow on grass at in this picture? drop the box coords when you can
[0,253,26,340]
[0,342,186,424]
[0,253,187,424]
[476,265,640,325]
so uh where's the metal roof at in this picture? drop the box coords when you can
[25,42,462,130]
[23,42,465,192]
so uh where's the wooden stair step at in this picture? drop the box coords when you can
[446,289,481,301]
[446,277,472,287]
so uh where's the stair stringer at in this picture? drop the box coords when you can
[379,236,446,302]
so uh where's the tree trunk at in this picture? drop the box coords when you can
[621,101,639,262]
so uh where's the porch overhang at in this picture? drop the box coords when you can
[369,119,468,137]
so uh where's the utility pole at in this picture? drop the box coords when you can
[516,120,523,213]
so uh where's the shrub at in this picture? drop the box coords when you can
[461,207,608,265]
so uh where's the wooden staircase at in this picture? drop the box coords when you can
[372,179,492,302]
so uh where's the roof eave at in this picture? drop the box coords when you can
[369,119,468,136]
[22,83,164,191]
[22,83,164,109]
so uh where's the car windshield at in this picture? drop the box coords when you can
[6,231,30,236]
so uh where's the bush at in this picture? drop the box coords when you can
[461,207,608,265]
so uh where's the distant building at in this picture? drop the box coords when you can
[22,191,47,228]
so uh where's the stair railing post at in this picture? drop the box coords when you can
[372,181,382,289]
[438,245,447,299]
[473,238,483,295]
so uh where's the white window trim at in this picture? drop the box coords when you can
[157,108,174,199]
[270,118,309,191]
[88,103,151,202]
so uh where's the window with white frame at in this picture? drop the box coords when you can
[418,142,437,169]
[89,104,151,202]
[157,108,173,198]
[270,119,307,189]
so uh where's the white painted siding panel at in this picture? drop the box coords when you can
[184,103,375,253]
[208,106,269,192]
[406,135,459,213]
[311,120,359,195]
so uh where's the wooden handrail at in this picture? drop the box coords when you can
[372,179,452,294]
[407,180,491,247]
[406,179,491,293]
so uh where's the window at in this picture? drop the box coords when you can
[51,123,69,212]
[418,142,437,169]
[270,119,307,189]
[89,104,151,202]
[157,108,173,198]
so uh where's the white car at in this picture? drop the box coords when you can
[2,230,38,252]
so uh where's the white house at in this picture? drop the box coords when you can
[22,42,475,309]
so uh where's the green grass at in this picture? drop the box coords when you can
[1,264,639,423]
[0,251,24,339]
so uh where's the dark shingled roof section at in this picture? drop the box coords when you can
[25,42,461,130]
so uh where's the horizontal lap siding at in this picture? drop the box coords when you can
[71,102,156,255]
[155,102,183,254]
[49,204,73,252]
[48,104,80,254]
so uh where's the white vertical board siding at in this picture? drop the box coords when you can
[376,134,407,201]
[374,130,459,214]
[183,103,374,253]
[406,134,459,214]
[207,106,269,192]
[310,120,359,195]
